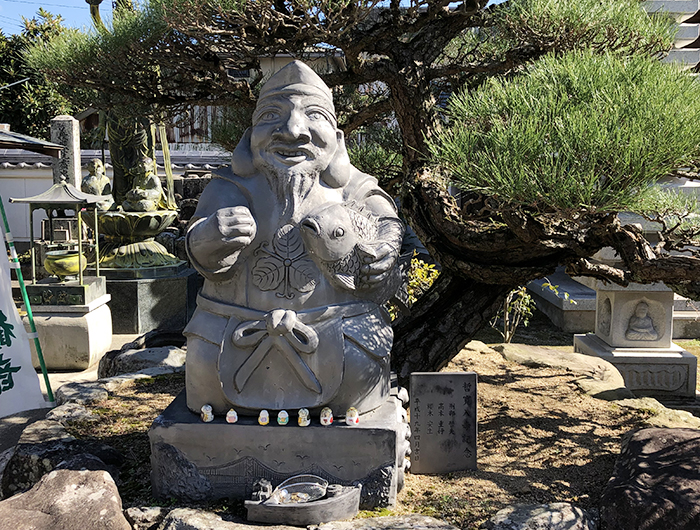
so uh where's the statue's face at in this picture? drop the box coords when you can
[250,93,340,175]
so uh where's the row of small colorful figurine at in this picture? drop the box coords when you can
[200,404,360,426]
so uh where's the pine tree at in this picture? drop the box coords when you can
[25,0,700,378]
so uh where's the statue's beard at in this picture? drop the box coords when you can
[262,163,320,222]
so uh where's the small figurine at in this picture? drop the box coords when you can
[298,408,311,427]
[258,409,270,426]
[320,407,333,426]
[345,407,360,425]
[200,404,214,423]
[278,410,289,425]
[626,302,659,341]
[226,409,238,424]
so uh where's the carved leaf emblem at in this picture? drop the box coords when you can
[251,225,319,297]
[289,258,317,293]
[252,254,284,291]
[273,224,305,260]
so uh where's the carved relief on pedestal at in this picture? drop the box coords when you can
[622,365,686,392]
[597,296,612,337]
[625,301,660,341]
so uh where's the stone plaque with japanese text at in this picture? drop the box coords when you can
[409,372,477,474]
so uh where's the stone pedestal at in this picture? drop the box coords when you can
[149,391,409,510]
[23,293,113,370]
[574,281,697,398]
[103,266,198,334]
[574,334,697,398]
[25,276,106,307]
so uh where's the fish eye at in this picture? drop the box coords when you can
[333,227,345,238]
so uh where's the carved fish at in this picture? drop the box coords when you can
[299,201,379,291]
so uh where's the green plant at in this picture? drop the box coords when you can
[540,279,578,306]
[388,253,440,320]
[490,286,534,343]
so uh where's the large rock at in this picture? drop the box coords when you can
[156,511,459,530]
[494,344,633,400]
[600,428,700,530]
[1,419,122,498]
[482,503,597,530]
[125,506,169,530]
[98,346,186,379]
[0,469,130,530]
[0,448,13,500]
[313,515,460,529]
[56,381,109,405]
[45,402,98,425]
[615,397,700,429]
[156,508,299,529]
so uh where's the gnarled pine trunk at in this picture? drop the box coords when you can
[391,272,510,386]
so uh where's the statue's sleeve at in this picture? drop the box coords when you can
[186,176,250,281]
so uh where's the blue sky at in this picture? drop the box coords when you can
[0,0,110,34]
[0,0,504,35]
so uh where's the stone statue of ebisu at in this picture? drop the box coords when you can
[184,61,405,416]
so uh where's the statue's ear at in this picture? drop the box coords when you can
[320,129,351,188]
[230,128,256,177]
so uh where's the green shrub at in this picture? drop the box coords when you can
[431,50,700,213]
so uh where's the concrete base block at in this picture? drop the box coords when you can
[106,268,198,334]
[527,271,597,333]
[574,333,698,398]
[148,391,409,509]
[24,295,113,370]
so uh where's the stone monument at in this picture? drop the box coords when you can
[149,61,409,510]
[410,372,477,474]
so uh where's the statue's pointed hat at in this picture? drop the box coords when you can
[256,60,336,123]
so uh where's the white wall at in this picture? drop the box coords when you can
[1,167,53,242]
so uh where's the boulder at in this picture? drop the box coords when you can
[98,346,186,379]
[313,515,460,529]
[482,503,597,530]
[46,402,98,425]
[56,381,109,405]
[0,448,14,500]
[600,428,700,530]
[1,419,122,498]
[0,469,130,530]
[494,344,633,400]
[156,507,297,529]
[125,506,170,530]
[615,397,700,429]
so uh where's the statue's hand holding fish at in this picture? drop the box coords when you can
[300,202,401,300]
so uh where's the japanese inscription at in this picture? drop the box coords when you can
[0,310,20,395]
[410,372,477,474]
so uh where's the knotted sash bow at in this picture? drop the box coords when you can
[232,309,321,393]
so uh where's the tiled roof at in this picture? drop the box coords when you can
[0,131,64,157]
[0,149,231,170]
